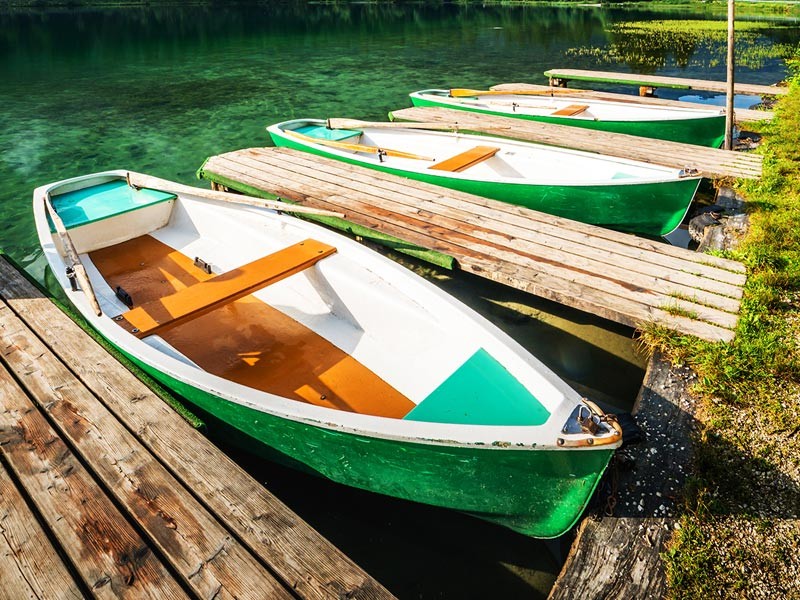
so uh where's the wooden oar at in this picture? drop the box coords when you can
[284,130,434,161]
[126,173,346,218]
[449,87,586,98]
[327,118,462,132]
[42,192,103,316]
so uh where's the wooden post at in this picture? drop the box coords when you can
[724,0,736,150]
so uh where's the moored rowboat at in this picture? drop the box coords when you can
[409,88,727,148]
[267,118,702,237]
[34,170,622,538]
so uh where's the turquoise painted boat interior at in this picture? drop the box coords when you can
[405,348,550,426]
[295,124,361,142]
[51,180,175,230]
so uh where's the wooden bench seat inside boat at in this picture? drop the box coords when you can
[551,104,590,117]
[119,239,336,339]
[90,234,415,418]
[429,145,501,173]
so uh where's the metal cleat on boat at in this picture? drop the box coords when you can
[557,398,623,447]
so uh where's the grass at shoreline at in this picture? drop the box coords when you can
[640,57,800,599]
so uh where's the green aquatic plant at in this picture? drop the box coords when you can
[566,19,798,71]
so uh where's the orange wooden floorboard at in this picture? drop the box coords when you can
[90,235,415,418]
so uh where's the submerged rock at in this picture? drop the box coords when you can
[689,187,750,253]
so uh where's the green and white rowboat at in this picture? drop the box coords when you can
[267,118,702,237]
[409,88,727,148]
[34,170,622,539]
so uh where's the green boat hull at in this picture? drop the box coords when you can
[117,347,612,538]
[409,94,726,148]
[272,135,700,237]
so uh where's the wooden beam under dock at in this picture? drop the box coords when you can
[198,146,746,342]
[490,82,774,124]
[0,255,394,600]
[389,106,763,180]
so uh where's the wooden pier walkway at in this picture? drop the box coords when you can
[199,147,747,342]
[490,82,774,124]
[548,350,697,600]
[389,106,763,180]
[0,255,393,599]
[544,68,788,97]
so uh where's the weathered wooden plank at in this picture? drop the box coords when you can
[204,148,746,334]
[0,461,84,600]
[205,147,746,278]
[0,256,395,600]
[543,69,788,96]
[490,82,774,123]
[236,147,747,292]
[389,106,763,180]
[0,300,292,600]
[212,173,737,340]
[548,350,696,600]
[341,149,745,274]
[0,356,188,599]
[221,151,742,324]
[201,150,741,340]
[226,147,746,299]
[466,256,737,342]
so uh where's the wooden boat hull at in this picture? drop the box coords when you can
[410,90,727,148]
[268,122,700,237]
[34,170,622,539]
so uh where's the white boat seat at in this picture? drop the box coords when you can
[118,239,337,339]
[429,145,500,173]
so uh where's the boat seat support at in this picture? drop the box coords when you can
[118,239,337,339]
[429,145,500,173]
[551,104,590,117]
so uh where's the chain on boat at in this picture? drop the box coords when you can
[557,398,623,447]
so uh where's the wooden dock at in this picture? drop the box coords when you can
[490,82,774,124]
[0,255,393,599]
[198,146,747,342]
[548,350,697,600]
[389,106,763,180]
[544,68,788,97]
